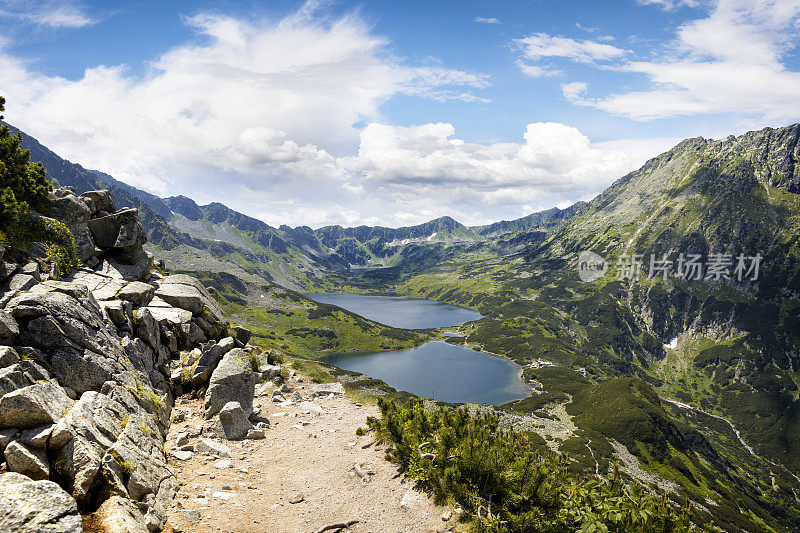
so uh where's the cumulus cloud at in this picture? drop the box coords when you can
[567,0,800,122]
[338,122,676,225]
[516,33,629,63]
[0,0,95,28]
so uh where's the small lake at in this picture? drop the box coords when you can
[307,293,529,405]
[305,292,483,329]
[326,341,530,405]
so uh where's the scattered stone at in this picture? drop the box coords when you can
[172,450,194,461]
[442,509,453,521]
[213,459,232,469]
[288,492,304,504]
[195,438,231,458]
[216,401,254,441]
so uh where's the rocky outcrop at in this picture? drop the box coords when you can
[0,188,271,532]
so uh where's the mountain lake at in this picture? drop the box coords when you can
[306,293,530,405]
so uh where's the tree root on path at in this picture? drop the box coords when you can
[313,519,360,533]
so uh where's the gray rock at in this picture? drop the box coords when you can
[190,338,235,387]
[179,321,206,346]
[146,306,192,327]
[80,190,116,214]
[19,424,53,449]
[0,311,19,343]
[0,346,20,367]
[311,382,346,396]
[0,472,82,533]
[135,307,160,349]
[4,441,49,480]
[99,299,132,331]
[0,381,73,429]
[172,450,193,461]
[0,428,18,452]
[50,348,116,394]
[7,274,35,292]
[103,249,153,282]
[71,224,99,263]
[204,348,256,419]
[92,495,149,533]
[260,363,282,379]
[216,401,254,441]
[194,437,231,458]
[0,365,32,397]
[233,325,252,346]
[155,275,227,325]
[118,281,155,306]
[50,193,91,226]
[20,262,41,282]
[87,208,146,250]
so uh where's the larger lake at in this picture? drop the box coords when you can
[305,293,483,330]
[307,293,529,405]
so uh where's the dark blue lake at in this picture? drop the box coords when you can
[325,341,530,405]
[306,293,529,405]
[305,292,483,329]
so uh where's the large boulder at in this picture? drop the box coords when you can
[0,472,82,533]
[215,401,254,440]
[155,275,227,326]
[90,495,149,533]
[80,190,116,215]
[0,381,73,429]
[50,193,90,227]
[204,348,256,419]
[87,208,146,250]
[190,337,235,386]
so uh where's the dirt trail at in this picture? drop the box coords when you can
[165,378,461,533]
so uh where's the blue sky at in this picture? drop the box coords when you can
[1,0,799,227]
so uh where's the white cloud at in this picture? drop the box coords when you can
[561,81,588,101]
[636,0,699,11]
[0,0,95,28]
[568,0,800,122]
[516,61,561,79]
[474,17,501,24]
[337,122,672,225]
[516,33,630,63]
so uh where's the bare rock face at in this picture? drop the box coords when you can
[191,337,235,387]
[204,348,256,419]
[79,190,116,215]
[0,472,82,533]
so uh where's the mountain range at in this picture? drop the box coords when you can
[7,120,800,532]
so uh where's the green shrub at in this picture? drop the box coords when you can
[367,398,694,532]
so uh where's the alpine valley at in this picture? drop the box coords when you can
[7,120,800,532]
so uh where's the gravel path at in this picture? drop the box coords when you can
[165,379,461,533]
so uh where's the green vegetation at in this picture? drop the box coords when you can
[0,97,79,275]
[367,399,696,532]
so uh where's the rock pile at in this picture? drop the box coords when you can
[0,188,274,532]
